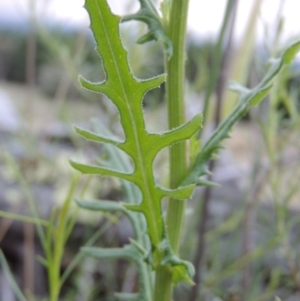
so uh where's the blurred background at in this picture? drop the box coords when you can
[1,0,300,300]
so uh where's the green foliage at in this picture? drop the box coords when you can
[0,153,91,301]
[1,0,300,300]
[182,41,300,187]
[69,0,300,300]
[122,0,173,58]
[76,120,153,300]
[70,0,199,287]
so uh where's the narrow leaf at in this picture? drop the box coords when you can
[158,184,195,200]
[70,160,137,184]
[182,41,300,186]
[74,125,123,146]
[76,199,125,212]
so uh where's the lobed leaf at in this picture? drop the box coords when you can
[72,0,199,286]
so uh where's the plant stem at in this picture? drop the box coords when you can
[154,1,190,300]
[166,0,190,255]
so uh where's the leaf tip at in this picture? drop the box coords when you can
[282,41,300,64]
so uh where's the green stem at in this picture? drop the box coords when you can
[166,0,190,252]
[154,1,190,300]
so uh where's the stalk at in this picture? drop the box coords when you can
[154,1,190,300]
[166,0,190,252]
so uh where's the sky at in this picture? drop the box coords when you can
[0,0,299,43]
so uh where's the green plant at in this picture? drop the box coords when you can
[0,153,79,301]
[69,0,300,300]
[0,153,114,301]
